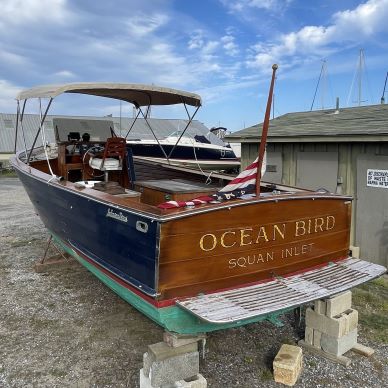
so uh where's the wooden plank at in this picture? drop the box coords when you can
[176,258,385,323]
[351,343,374,357]
[298,340,351,367]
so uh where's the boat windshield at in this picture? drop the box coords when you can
[166,130,211,144]
[166,130,185,138]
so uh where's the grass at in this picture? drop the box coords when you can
[279,336,296,346]
[0,168,17,177]
[261,368,273,381]
[352,276,388,344]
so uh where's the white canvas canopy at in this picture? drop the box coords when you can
[16,83,202,108]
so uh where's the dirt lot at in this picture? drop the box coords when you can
[1,177,387,387]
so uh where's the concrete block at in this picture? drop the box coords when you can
[321,329,358,356]
[149,351,200,387]
[344,309,358,332]
[140,368,153,388]
[305,308,348,338]
[149,341,198,361]
[140,369,207,388]
[143,342,199,385]
[163,332,206,348]
[304,327,313,345]
[350,245,360,259]
[273,344,303,386]
[314,299,326,315]
[313,330,322,349]
[326,291,352,317]
[143,352,152,377]
[173,374,207,388]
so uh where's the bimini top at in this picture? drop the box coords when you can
[16,83,202,108]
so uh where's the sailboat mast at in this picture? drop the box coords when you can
[358,49,364,106]
[381,71,388,104]
[256,64,278,197]
[310,60,326,111]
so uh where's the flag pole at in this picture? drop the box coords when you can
[256,64,278,197]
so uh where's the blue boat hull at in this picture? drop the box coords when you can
[15,167,159,297]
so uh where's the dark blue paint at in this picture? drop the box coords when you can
[16,168,158,295]
[128,143,236,160]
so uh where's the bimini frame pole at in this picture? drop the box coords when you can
[19,100,28,157]
[167,99,200,159]
[138,106,170,161]
[124,108,142,138]
[26,97,53,164]
[14,102,20,154]
[256,64,278,197]
[14,100,28,155]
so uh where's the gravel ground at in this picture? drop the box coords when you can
[0,177,387,388]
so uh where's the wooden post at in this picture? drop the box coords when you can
[256,64,278,197]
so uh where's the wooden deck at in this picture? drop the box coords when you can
[176,258,387,323]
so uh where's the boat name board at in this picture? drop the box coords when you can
[228,242,315,269]
[199,215,335,252]
[106,208,128,223]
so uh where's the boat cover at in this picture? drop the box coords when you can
[176,258,386,323]
[16,83,201,107]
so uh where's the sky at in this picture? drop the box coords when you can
[1,0,388,132]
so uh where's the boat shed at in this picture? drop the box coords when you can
[226,104,388,267]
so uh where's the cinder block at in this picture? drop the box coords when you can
[173,374,207,388]
[313,330,322,349]
[321,329,358,356]
[140,369,207,388]
[143,352,152,377]
[149,351,200,387]
[344,309,358,332]
[305,308,348,338]
[163,331,206,348]
[149,341,198,361]
[304,327,313,345]
[273,344,303,386]
[326,291,352,317]
[350,245,360,259]
[314,299,326,315]
[140,368,153,388]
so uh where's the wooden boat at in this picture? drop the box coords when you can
[10,72,386,334]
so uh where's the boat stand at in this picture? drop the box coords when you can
[34,235,76,273]
[140,331,207,387]
[298,290,374,366]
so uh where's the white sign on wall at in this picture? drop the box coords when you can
[367,169,388,188]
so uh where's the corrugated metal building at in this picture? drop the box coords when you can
[226,104,388,267]
[0,114,220,163]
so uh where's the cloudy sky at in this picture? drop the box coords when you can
[1,0,388,131]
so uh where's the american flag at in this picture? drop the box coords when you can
[158,153,266,209]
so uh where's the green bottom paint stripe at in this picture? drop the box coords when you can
[51,232,291,334]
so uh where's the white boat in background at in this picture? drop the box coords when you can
[126,130,240,172]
